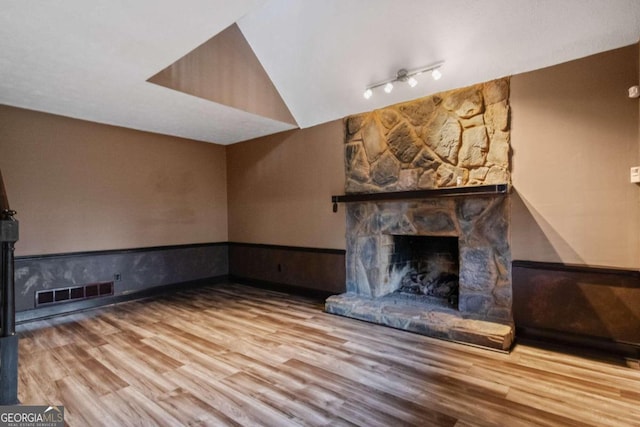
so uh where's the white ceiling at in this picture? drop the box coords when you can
[1,0,639,145]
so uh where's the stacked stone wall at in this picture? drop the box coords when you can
[345,78,511,193]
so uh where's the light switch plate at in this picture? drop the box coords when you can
[631,166,640,183]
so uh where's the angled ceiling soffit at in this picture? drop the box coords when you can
[148,23,297,127]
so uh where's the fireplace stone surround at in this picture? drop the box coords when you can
[325,192,514,350]
[325,78,514,351]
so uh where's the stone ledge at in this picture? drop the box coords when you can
[325,292,514,351]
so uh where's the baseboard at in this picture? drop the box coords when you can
[16,275,228,324]
[517,326,640,360]
[229,275,336,300]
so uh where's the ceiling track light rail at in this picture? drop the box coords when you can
[363,61,444,99]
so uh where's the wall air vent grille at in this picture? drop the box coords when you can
[35,282,114,306]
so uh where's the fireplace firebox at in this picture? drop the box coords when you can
[390,235,460,308]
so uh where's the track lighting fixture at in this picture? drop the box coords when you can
[363,62,443,99]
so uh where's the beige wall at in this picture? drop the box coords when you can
[0,105,228,256]
[226,121,346,249]
[510,45,640,268]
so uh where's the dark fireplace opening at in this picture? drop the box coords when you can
[389,235,460,308]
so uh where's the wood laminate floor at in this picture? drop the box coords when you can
[16,283,640,426]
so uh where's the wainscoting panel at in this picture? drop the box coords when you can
[228,242,345,295]
[15,243,228,313]
[513,261,640,356]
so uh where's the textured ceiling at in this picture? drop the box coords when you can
[0,0,639,145]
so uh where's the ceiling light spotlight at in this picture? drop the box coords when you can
[362,61,443,99]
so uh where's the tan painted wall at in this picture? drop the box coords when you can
[0,105,228,256]
[226,121,346,249]
[510,45,640,268]
[3,44,638,267]
[226,45,640,266]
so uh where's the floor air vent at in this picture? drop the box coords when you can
[36,282,114,306]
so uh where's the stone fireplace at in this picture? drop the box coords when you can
[325,78,514,350]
